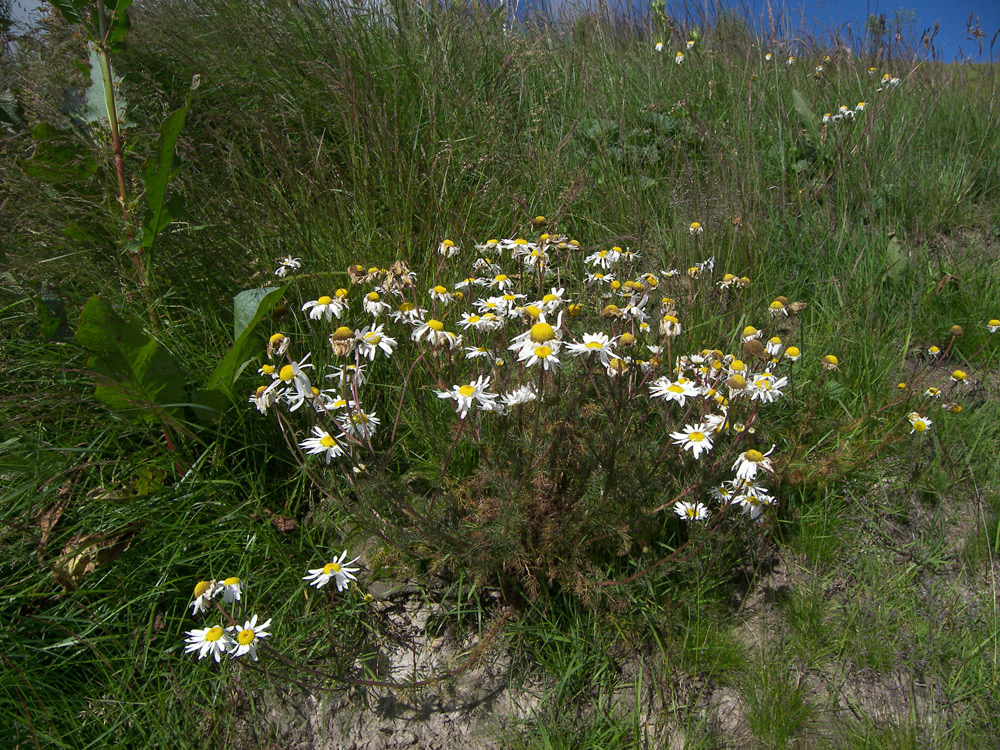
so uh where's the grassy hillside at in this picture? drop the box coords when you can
[1,1,998,747]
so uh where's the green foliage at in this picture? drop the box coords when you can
[74,294,186,420]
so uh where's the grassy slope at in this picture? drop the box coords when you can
[1,1,999,747]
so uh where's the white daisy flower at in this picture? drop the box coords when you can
[465,346,494,360]
[355,324,398,361]
[732,447,776,481]
[670,423,714,459]
[748,372,787,403]
[908,412,932,434]
[429,285,455,305]
[519,343,561,371]
[184,624,233,662]
[566,332,618,367]
[674,501,709,521]
[650,377,699,406]
[436,375,499,419]
[338,409,380,440]
[249,385,279,415]
[438,239,459,258]
[585,271,616,285]
[501,384,537,408]
[585,248,620,269]
[228,614,272,661]
[389,303,427,325]
[303,550,361,592]
[274,256,302,277]
[300,426,347,463]
[301,295,345,322]
[362,291,391,318]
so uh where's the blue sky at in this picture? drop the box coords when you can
[8,0,1000,60]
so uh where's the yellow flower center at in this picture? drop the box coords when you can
[743,326,758,337]
[786,347,800,357]
[542,293,557,303]
[427,319,444,331]
[523,305,542,319]
[317,296,333,305]
[768,337,781,345]
[530,322,555,343]
[610,280,621,290]
[690,222,701,230]
[823,355,839,366]
[668,384,684,393]
[323,562,341,575]
[261,364,275,374]
[689,431,706,442]
[686,507,697,518]
[224,577,240,586]
[237,629,255,646]
[442,239,454,247]
[769,301,784,310]
[467,315,481,324]
[458,385,476,398]
[433,285,448,294]
[255,386,267,398]
[952,370,966,380]
[320,435,336,448]
[193,580,213,598]
[568,304,582,316]
[279,365,294,382]
[366,292,380,301]
[335,288,348,298]
[269,333,285,344]
[913,420,927,432]
[744,450,764,463]
[534,346,553,359]
[205,626,224,642]
[333,326,353,339]
[731,360,746,372]
[585,341,603,349]
[514,238,528,245]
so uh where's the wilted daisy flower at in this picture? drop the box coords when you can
[437,375,499,419]
[686,39,695,50]
[267,332,290,358]
[675,51,685,64]
[566,332,618,367]
[650,377,699,406]
[356,324,397,361]
[742,326,762,342]
[249,385,278,415]
[855,101,866,112]
[362,291,391,318]
[950,370,968,383]
[660,314,682,337]
[821,354,839,371]
[768,300,787,317]
[304,550,361,592]
[586,271,616,285]
[655,41,664,52]
[190,580,218,615]
[674,501,709,521]
[465,346,494,360]
[987,319,1000,333]
[924,386,941,399]
[265,355,314,410]
[766,336,782,357]
[928,345,941,357]
[732,447,775,481]
[219,577,242,604]
[428,285,454,305]
[302,295,345,322]
[328,363,367,388]
[908,412,932,434]
[412,319,450,346]
[300,426,346,463]
[501,384,537,409]
[184,624,233,662]
[274,256,302,277]
[785,56,795,65]
[670,423,714,459]
[784,346,801,361]
[689,221,703,235]
[438,239,459,258]
[228,615,271,661]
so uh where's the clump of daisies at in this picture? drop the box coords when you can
[183,577,273,663]
[243,222,971,594]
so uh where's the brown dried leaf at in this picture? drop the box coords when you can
[36,503,66,549]
[52,532,132,590]
[273,515,297,534]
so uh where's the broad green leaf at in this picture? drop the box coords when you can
[884,233,906,283]
[75,296,186,421]
[141,90,193,250]
[22,123,99,184]
[204,286,287,399]
[81,44,133,129]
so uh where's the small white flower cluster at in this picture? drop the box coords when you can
[183,578,273,662]
[822,102,866,124]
